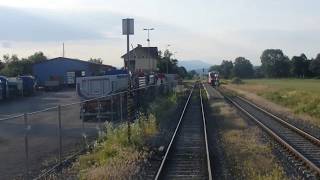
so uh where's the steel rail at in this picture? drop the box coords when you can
[236,95,320,146]
[154,85,194,180]
[221,92,320,175]
[200,83,213,180]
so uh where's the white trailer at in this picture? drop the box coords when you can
[76,74,129,121]
[76,74,128,99]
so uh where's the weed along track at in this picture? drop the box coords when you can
[154,83,212,180]
[216,87,320,178]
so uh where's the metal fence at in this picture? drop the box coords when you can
[0,84,171,179]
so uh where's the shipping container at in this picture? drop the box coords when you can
[7,77,23,97]
[19,76,36,96]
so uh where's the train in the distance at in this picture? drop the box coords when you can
[208,71,220,87]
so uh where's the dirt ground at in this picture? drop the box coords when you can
[203,84,287,179]
[0,89,99,179]
[0,89,80,118]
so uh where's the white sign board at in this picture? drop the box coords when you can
[122,18,134,35]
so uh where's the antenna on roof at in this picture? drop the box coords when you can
[62,43,65,57]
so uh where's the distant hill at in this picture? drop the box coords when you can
[178,60,212,71]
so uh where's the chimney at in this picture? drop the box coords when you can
[137,44,142,48]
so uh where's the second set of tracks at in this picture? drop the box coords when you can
[154,83,212,180]
[213,86,320,178]
[153,83,320,179]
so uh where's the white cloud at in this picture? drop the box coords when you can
[0,0,320,67]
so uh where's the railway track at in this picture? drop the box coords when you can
[154,84,212,180]
[211,86,320,178]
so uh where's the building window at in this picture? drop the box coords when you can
[81,71,86,76]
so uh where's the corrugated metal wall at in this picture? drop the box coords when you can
[32,58,109,86]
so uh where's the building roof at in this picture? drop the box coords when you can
[121,45,159,59]
[34,57,115,69]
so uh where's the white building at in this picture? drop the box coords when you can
[121,44,159,72]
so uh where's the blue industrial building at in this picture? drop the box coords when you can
[33,57,115,86]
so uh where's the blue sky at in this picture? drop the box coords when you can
[0,0,319,67]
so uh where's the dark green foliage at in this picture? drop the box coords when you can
[177,66,188,78]
[233,57,254,78]
[309,54,320,76]
[253,66,264,78]
[0,52,47,76]
[0,61,4,71]
[27,52,47,64]
[88,58,103,64]
[291,54,311,78]
[157,49,188,78]
[219,60,233,79]
[260,49,291,77]
[231,77,244,84]
[208,65,221,72]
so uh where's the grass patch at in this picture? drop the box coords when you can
[224,78,320,127]
[73,92,179,179]
[262,89,320,119]
[223,129,285,179]
[212,101,286,179]
[230,77,244,84]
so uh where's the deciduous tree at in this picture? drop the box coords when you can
[261,49,291,77]
[219,60,233,79]
[233,57,254,78]
[309,54,320,76]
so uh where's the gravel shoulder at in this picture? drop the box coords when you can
[204,84,287,179]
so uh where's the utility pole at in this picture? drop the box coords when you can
[143,28,154,72]
[62,43,65,57]
[166,44,171,74]
[122,18,134,143]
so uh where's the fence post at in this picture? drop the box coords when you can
[127,91,131,143]
[81,102,87,147]
[120,93,123,122]
[111,95,114,122]
[97,99,102,137]
[57,105,62,169]
[24,113,30,180]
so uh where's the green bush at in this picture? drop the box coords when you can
[77,92,180,179]
[231,77,244,84]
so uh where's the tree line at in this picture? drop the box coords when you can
[157,49,192,79]
[0,52,113,77]
[0,52,48,77]
[0,50,192,79]
[209,49,320,79]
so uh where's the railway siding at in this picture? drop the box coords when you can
[203,83,287,179]
[216,86,320,178]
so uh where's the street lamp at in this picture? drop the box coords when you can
[143,28,155,72]
[143,28,155,47]
[166,44,171,74]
